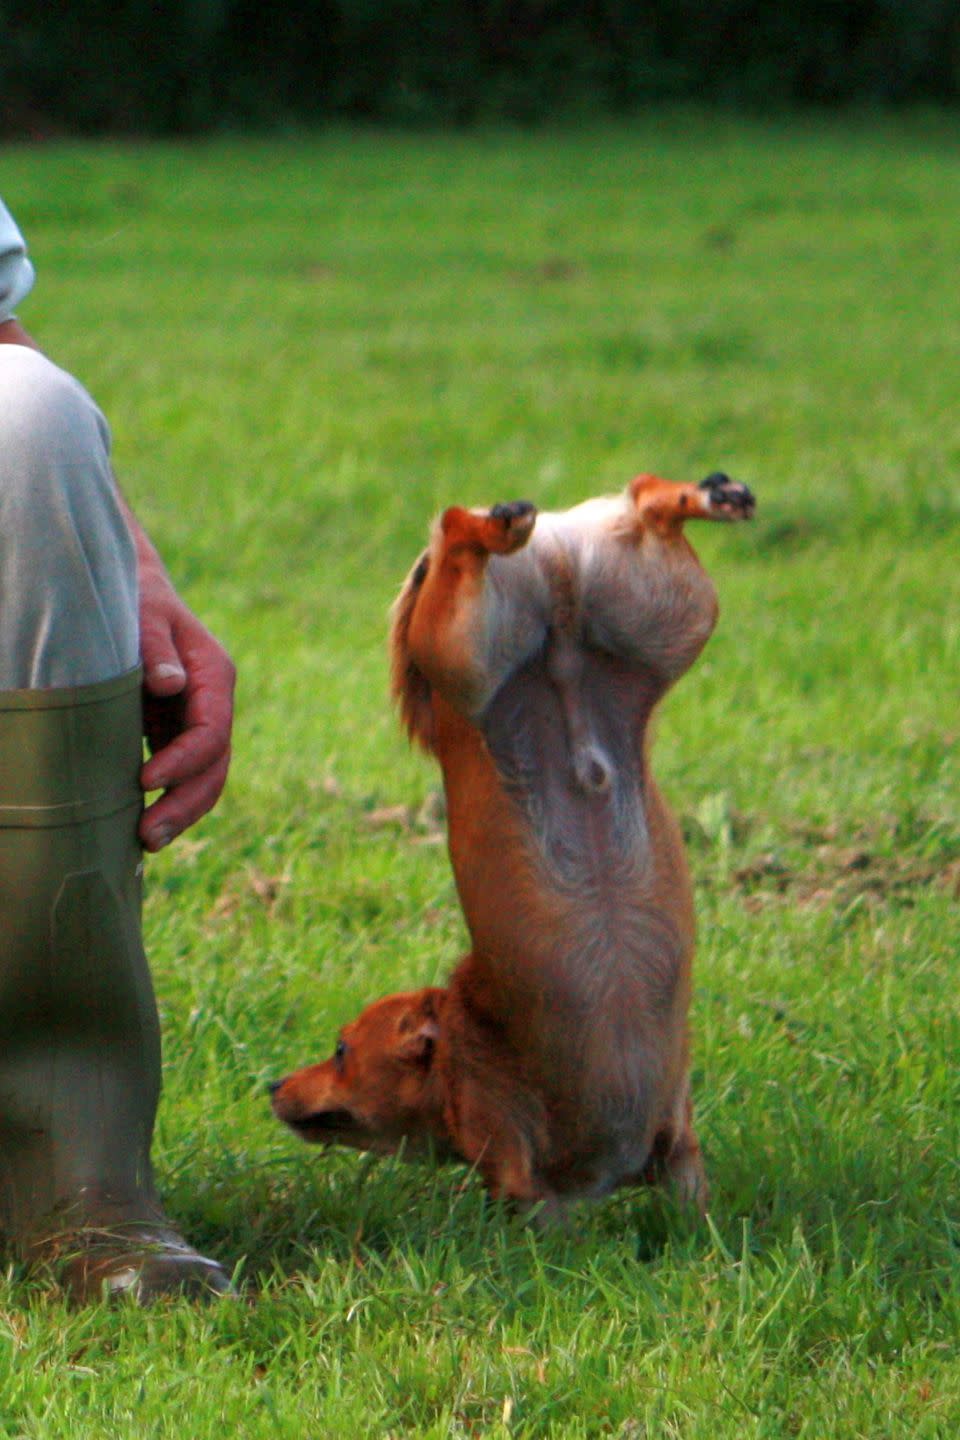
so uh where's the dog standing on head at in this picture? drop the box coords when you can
[272,472,754,1218]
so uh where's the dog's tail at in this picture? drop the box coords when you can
[389,550,435,751]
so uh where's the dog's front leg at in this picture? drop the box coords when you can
[632,1088,708,1216]
[445,1070,566,1220]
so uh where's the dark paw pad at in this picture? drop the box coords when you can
[698,472,755,518]
[489,500,537,550]
[491,501,536,524]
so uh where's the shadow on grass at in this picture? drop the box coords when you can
[159,1111,958,1313]
[161,1144,704,1291]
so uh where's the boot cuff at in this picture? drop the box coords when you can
[0,667,142,826]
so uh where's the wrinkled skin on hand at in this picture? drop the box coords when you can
[135,544,235,852]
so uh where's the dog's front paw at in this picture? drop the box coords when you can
[487,500,538,552]
[698,473,756,520]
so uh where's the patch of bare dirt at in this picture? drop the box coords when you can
[733,834,960,912]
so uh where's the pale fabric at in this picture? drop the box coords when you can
[0,199,35,323]
[0,345,139,687]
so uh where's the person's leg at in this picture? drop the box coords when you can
[0,345,138,689]
[0,345,228,1300]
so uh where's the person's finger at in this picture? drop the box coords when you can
[139,609,188,697]
[140,710,230,792]
[139,751,231,851]
[140,650,234,791]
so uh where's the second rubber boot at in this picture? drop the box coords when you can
[0,670,230,1302]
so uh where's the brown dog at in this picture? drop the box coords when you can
[272,472,754,1216]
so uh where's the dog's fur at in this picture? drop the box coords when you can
[272,473,753,1215]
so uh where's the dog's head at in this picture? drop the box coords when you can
[270,987,451,1157]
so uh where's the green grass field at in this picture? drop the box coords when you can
[1,115,959,1437]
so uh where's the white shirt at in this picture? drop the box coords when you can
[0,198,35,323]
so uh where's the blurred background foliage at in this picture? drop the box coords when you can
[2,1,960,135]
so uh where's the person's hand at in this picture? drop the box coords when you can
[136,554,235,851]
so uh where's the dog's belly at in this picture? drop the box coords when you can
[481,648,658,887]
[475,646,692,1021]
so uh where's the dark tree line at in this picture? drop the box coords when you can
[3,1,959,134]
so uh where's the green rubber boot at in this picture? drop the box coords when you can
[0,670,230,1302]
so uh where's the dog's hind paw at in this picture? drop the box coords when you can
[486,500,538,552]
[440,500,538,556]
[698,472,756,520]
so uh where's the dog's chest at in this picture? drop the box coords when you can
[544,1097,662,1199]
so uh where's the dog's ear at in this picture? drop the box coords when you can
[396,988,444,1067]
[389,549,435,752]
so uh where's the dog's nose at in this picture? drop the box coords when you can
[267,1078,285,1098]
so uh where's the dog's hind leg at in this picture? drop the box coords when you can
[397,501,546,723]
[441,501,538,557]
[629,472,755,533]
[581,473,755,687]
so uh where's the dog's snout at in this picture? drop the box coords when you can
[267,1078,285,1098]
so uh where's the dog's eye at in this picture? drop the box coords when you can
[334,1039,347,1071]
